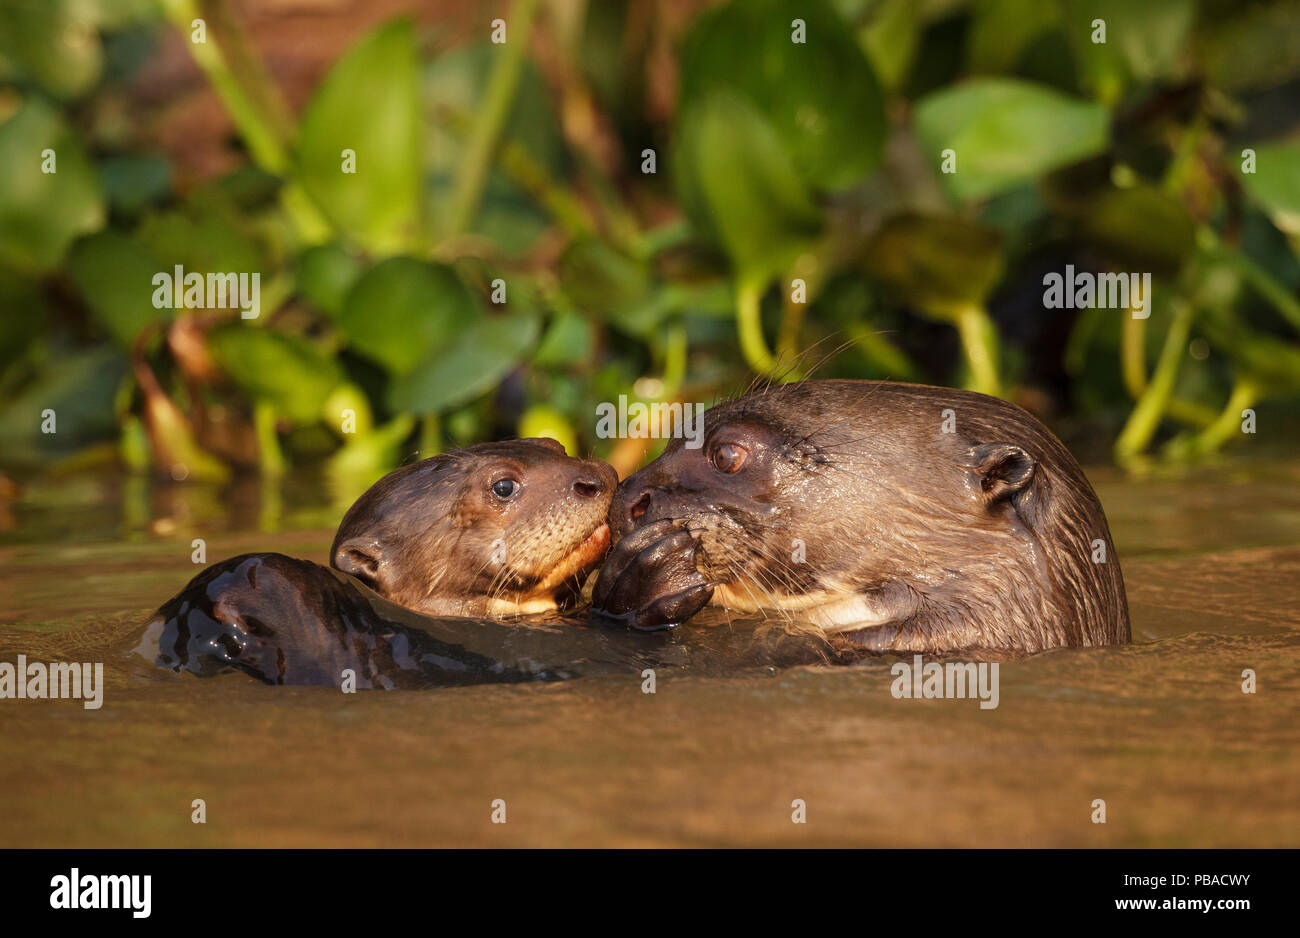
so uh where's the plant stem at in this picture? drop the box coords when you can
[847,324,921,381]
[446,0,541,236]
[661,321,687,399]
[253,401,285,477]
[1115,299,1196,464]
[1186,377,1260,456]
[1120,303,1219,427]
[435,103,596,238]
[159,0,331,243]
[419,414,443,457]
[736,274,777,376]
[954,302,1001,397]
[1120,312,1146,398]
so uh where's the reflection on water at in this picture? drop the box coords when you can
[1,462,1298,846]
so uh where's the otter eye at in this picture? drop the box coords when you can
[491,478,518,499]
[711,443,747,474]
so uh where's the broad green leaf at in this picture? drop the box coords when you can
[0,346,125,462]
[339,257,479,375]
[858,0,921,90]
[0,98,104,272]
[533,311,595,368]
[1200,2,1300,93]
[0,268,44,370]
[915,78,1110,202]
[0,0,102,99]
[1065,0,1194,102]
[862,214,1005,316]
[65,231,168,348]
[559,238,650,319]
[966,0,1059,74]
[296,19,420,254]
[208,325,342,424]
[137,208,263,280]
[1240,143,1300,236]
[1079,184,1196,274]
[297,243,363,318]
[674,92,823,284]
[390,314,540,414]
[680,0,885,190]
[98,155,172,218]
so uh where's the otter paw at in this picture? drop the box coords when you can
[592,519,716,631]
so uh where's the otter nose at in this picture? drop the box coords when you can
[572,475,606,499]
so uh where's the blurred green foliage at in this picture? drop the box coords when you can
[1,0,1299,492]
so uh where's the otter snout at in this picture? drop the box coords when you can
[573,459,617,504]
[610,472,684,540]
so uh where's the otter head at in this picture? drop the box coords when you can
[331,438,616,618]
[600,380,1128,653]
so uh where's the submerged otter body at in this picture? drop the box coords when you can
[142,439,618,686]
[595,380,1130,656]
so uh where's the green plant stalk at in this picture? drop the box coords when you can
[253,401,285,476]
[1186,377,1261,456]
[1120,306,1219,427]
[1120,312,1146,398]
[419,414,443,457]
[1115,300,1196,463]
[435,103,595,238]
[446,0,541,236]
[159,0,331,243]
[953,302,1001,397]
[847,324,921,381]
[736,274,776,376]
[635,218,692,260]
[661,321,687,399]
[1212,242,1300,333]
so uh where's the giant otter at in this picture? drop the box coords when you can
[142,439,618,686]
[593,380,1130,655]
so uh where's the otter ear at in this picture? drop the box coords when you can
[333,537,384,589]
[520,436,567,455]
[966,443,1036,503]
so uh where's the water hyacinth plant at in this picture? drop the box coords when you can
[0,0,1297,493]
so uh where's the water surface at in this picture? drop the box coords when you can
[1,463,1297,847]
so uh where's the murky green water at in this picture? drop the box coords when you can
[1,462,1298,847]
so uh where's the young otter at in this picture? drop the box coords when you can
[143,439,617,685]
[330,438,614,617]
[593,381,1130,656]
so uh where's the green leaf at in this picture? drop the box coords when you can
[0,97,104,273]
[208,325,342,424]
[98,154,172,218]
[423,42,564,253]
[339,257,479,375]
[1078,184,1196,274]
[1240,142,1300,236]
[915,78,1110,202]
[296,18,420,254]
[0,0,102,99]
[559,238,650,319]
[390,314,540,414]
[1065,0,1194,102]
[533,311,594,368]
[674,92,823,284]
[861,214,1005,316]
[966,0,1059,74]
[680,0,885,190]
[136,208,263,279]
[0,346,125,463]
[0,268,44,371]
[65,232,168,348]
[297,243,363,319]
